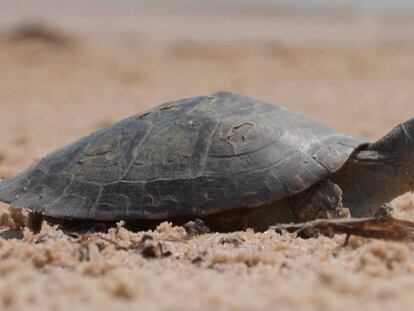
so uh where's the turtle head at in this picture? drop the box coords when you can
[359,117,414,212]
[332,118,414,217]
[367,117,414,157]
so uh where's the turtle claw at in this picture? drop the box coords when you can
[270,216,414,242]
[374,203,394,218]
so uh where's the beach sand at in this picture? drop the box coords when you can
[1,7,414,310]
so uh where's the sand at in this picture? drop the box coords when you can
[1,7,414,310]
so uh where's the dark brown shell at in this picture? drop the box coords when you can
[0,92,364,220]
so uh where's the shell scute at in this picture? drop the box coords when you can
[0,92,364,220]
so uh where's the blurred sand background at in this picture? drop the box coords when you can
[1,1,414,310]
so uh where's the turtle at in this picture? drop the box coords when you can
[0,91,413,232]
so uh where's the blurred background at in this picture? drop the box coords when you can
[1,0,414,175]
[2,3,414,310]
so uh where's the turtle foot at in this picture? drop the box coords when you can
[293,180,349,222]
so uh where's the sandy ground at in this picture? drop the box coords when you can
[1,7,414,310]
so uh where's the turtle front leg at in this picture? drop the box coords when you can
[291,180,350,222]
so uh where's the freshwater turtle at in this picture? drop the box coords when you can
[0,91,413,231]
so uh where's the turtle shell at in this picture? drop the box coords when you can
[0,92,365,220]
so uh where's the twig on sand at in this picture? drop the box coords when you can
[270,217,414,242]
